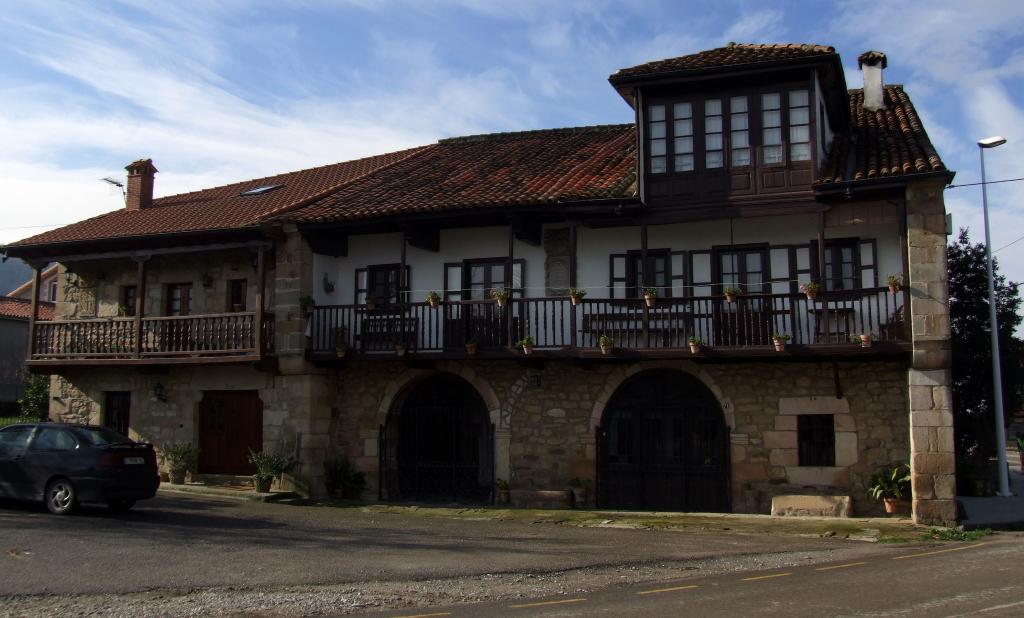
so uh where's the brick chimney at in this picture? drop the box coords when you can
[858,51,887,113]
[125,158,158,211]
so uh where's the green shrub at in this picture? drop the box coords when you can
[17,373,49,422]
[162,442,198,473]
[323,455,366,499]
[248,449,295,481]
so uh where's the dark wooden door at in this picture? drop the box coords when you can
[597,370,729,512]
[198,391,262,475]
[103,391,131,437]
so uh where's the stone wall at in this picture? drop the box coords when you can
[329,358,908,515]
[905,178,957,526]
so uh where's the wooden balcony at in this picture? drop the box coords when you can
[28,312,275,367]
[308,287,909,362]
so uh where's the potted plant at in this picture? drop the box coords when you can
[162,442,197,485]
[494,478,510,504]
[723,286,743,303]
[568,477,592,508]
[465,338,479,355]
[299,295,315,316]
[116,303,131,317]
[887,274,902,294]
[800,281,821,301]
[333,327,348,358]
[365,294,378,311]
[868,464,912,515]
[852,333,873,348]
[425,290,441,308]
[598,334,614,356]
[568,287,586,306]
[491,287,510,307]
[394,339,408,357]
[642,287,657,308]
[688,336,703,354]
[772,333,790,352]
[1018,436,1024,472]
[248,448,295,494]
[518,336,534,355]
[323,455,366,500]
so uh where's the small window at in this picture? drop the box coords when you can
[813,239,860,291]
[730,96,750,167]
[239,184,284,197]
[647,105,667,174]
[228,279,247,312]
[356,264,404,305]
[48,281,58,302]
[798,415,835,467]
[626,250,670,298]
[762,93,783,164]
[704,99,723,169]
[789,90,811,162]
[165,283,192,317]
[672,103,694,172]
[121,286,136,316]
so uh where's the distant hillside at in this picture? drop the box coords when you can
[0,258,32,295]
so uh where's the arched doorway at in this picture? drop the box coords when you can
[597,369,730,512]
[380,374,494,503]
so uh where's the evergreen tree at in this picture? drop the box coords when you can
[947,229,1024,469]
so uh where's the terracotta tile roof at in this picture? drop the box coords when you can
[818,85,947,184]
[0,296,54,321]
[7,147,427,248]
[282,125,637,224]
[611,43,836,80]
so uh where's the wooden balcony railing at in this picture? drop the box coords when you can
[30,312,275,364]
[308,287,908,359]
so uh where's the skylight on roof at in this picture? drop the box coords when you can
[239,184,284,197]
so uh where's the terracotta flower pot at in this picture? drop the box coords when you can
[395,345,407,357]
[495,297,506,308]
[725,294,736,303]
[496,489,510,504]
[169,469,187,485]
[427,298,439,308]
[570,295,581,306]
[774,341,786,352]
[253,475,273,493]
[335,346,347,358]
[805,291,818,301]
[600,344,612,356]
[883,498,909,515]
[644,294,655,308]
[465,343,478,355]
[888,284,900,295]
[521,344,533,355]
[689,343,701,354]
[366,301,377,311]
[860,335,872,348]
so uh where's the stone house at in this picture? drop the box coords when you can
[2,43,957,524]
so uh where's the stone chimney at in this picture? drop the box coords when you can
[125,158,158,211]
[858,51,888,112]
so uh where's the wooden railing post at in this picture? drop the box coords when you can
[640,223,650,348]
[569,221,578,348]
[254,246,266,357]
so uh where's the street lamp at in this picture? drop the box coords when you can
[977,135,1011,497]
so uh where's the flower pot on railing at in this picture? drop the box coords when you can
[723,287,742,304]
[518,337,534,355]
[642,288,657,308]
[568,288,586,307]
[688,338,703,354]
[491,288,509,308]
[598,335,614,356]
[800,282,821,301]
[425,291,440,308]
[394,343,408,357]
[887,275,902,295]
[365,297,377,311]
[856,334,873,348]
[772,333,790,352]
[334,344,348,359]
[465,340,478,355]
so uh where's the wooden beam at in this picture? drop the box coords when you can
[816,211,827,282]
[513,218,542,246]
[507,224,515,349]
[640,223,649,349]
[35,240,271,264]
[132,256,148,357]
[26,266,41,361]
[254,247,266,357]
[406,227,440,252]
[399,231,408,303]
[569,221,578,349]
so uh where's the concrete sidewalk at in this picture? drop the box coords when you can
[958,451,1024,529]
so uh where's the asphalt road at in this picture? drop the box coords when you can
[1,492,1018,617]
[390,537,1024,617]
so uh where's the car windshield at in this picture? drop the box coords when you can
[72,426,134,446]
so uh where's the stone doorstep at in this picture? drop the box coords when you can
[770,494,853,518]
[158,482,301,503]
[509,489,573,509]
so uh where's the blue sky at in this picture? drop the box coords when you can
[1,0,1023,285]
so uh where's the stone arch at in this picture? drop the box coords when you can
[589,360,734,430]
[376,361,509,482]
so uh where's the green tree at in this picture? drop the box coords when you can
[16,373,50,422]
[948,229,1024,470]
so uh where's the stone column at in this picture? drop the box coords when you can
[905,178,956,526]
[274,225,316,374]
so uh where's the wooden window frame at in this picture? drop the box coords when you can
[443,258,525,301]
[797,414,836,467]
[810,237,874,292]
[164,283,192,317]
[354,263,409,305]
[120,285,137,317]
[710,244,771,295]
[227,278,247,312]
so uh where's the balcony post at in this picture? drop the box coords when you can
[399,230,407,304]
[569,221,578,348]
[641,222,650,348]
[132,256,148,358]
[507,223,515,349]
[255,246,266,357]
[26,264,41,360]
[817,210,829,340]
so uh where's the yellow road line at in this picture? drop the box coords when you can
[509,598,587,609]
[742,572,792,581]
[393,613,451,618]
[637,584,700,595]
[892,542,991,560]
[815,561,868,571]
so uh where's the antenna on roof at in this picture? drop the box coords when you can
[101,177,126,203]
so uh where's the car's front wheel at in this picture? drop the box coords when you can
[45,478,77,515]
[106,499,135,512]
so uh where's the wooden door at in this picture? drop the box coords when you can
[103,391,131,437]
[198,390,263,475]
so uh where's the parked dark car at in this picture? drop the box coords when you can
[0,423,160,514]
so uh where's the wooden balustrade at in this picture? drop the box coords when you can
[308,287,908,359]
[29,312,274,364]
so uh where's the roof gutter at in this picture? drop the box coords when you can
[812,169,956,197]
[2,226,266,260]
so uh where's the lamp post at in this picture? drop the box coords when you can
[977,135,1011,497]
